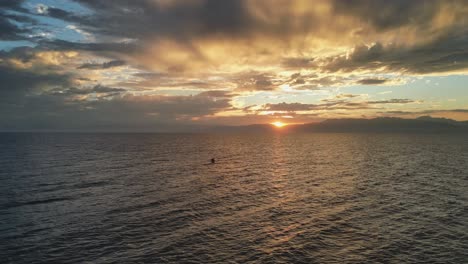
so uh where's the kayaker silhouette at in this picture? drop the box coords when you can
[211,158,215,164]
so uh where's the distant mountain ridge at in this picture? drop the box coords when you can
[209,116,468,133]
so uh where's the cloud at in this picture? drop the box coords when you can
[261,101,370,112]
[321,32,468,74]
[261,98,417,112]
[452,109,468,113]
[44,7,79,21]
[384,109,468,115]
[0,47,236,130]
[1,0,468,129]
[12,0,466,77]
[69,0,253,40]
[358,78,389,85]
[68,0,465,43]
[0,1,33,40]
[367,99,417,104]
[39,39,140,55]
[0,18,26,40]
[0,64,73,100]
[282,57,315,69]
[0,62,75,130]
[16,0,459,78]
[91,84,125,93]
[234,72,279,91]
[196,90,236,98]
[331,0,443,31]
[0,86,234,131]
[336,94,361,99]
[0,0,25,8]
[36,4,48,14]
[78,60,126,70]
[48,85,126,96]
[378,109,468,121]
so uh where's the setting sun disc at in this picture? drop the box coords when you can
[271,121,286,128]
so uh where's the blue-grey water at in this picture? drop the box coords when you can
[1,133,467,263]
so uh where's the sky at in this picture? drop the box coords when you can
[1,0,468,131]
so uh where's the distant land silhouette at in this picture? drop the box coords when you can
[209,116,468,133]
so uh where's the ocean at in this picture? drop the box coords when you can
[1,133,467,263]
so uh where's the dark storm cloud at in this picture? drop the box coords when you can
[48,85,126,96]
[0,0,26,11]
[0,46,36,64]
[0,1,33,40]
[0,18,27,40]
[45,7,80,21]
[0,92,233,131]
[91,85,125,93]
[0,53,233,130]
[358,78,389,85]
[112,93,232,117]
[116,72,225,90]
[331,0,443,31]
[39,39,140,55]
[0,87,234,131]
[322,29,468,74]
[78,60,126,70]
[71,0,252,39]
[0,64,73,100]
[262,98,416,112]
[64,1,465,42]
[36,5,93,28]
[17,0,468,76]
[0,44,237,130]
[0,62,74,131]
[0,48,73,104]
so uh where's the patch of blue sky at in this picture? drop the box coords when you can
[0,41,36,51]
[3,7,90,43]
[342,75,468,108]
[55,25,92,42]
[3,12,31,27]
[29,15,90,42]
[23,0,92,16]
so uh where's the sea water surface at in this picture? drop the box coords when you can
[0,133,467,263]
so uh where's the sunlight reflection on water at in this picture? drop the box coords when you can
[0,133,467,263]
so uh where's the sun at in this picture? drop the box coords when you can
[271,121,287,128]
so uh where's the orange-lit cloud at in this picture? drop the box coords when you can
[0,0,467,130]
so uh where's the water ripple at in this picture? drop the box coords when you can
[0,133,467,263]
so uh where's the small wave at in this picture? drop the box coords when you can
[1,197,74,210]
[73,181,110,190]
